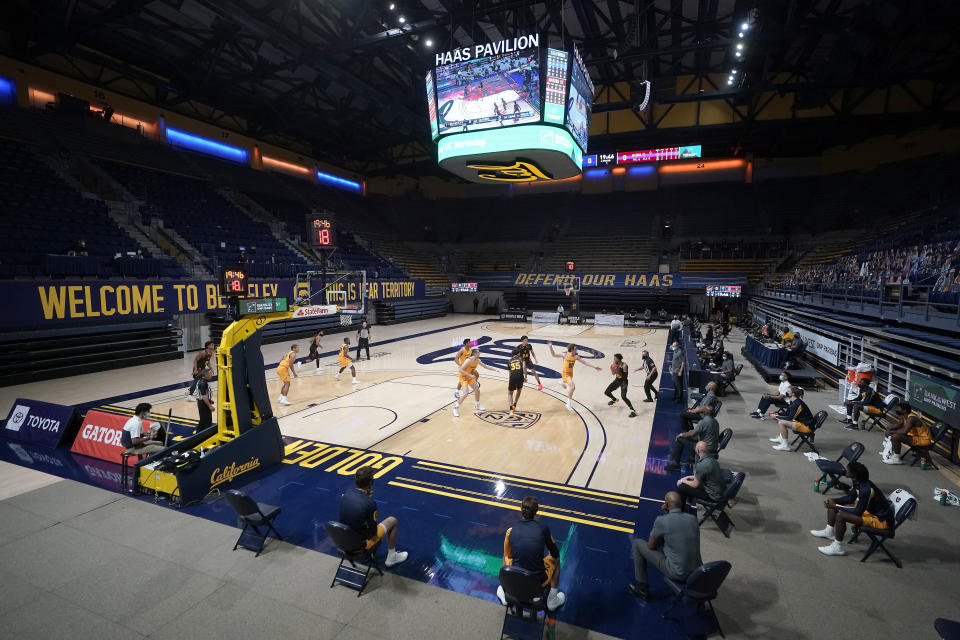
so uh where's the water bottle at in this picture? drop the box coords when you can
[546,617,557,640]
[813,477,821,493]
[941,491,948,506]
[921,458,927,470]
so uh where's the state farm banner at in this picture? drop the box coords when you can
[2,398,80,448]
[799,328,840,366]
[71,410,154,464]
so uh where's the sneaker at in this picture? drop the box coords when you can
[749,411,761,418]
[546,591,566,611]
[352,379,359,385]
[627,583,650,601]
[296,361,302,370]
[769,435,784,443]
[385,550,408,567]
[475,403,484,411]
[818,541,846,556]
[838,417,852,424]
[452,406,460,417]
[496,585,507,606]
[278,396,291,406]
[810,526,835,539]
[537,383,543,391]
[664,463,681,472]
[643,398,653,403]
[565,403,574,412]
[772,442,792,451]
[334,375,340,381]
[843,423,859,431]
[629,411,637,418]
[882,454,904,465]
[608,398,619,405]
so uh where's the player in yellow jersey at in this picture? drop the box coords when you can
[275,344,299,405]
[453,338,472,399]
[452,348,497,417]
[547,341,601,412]
[507,348,527,414]
[334,337,358,384]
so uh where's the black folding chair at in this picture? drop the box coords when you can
[499,565,551,640]
[698,471,745,537]
[858,497,916,568]
[325,521,383,596]
[663,561,733,638]
[815,442,864,494]
[935,618,960,640]
[864,395,899,432]
[908,422,949,470]
[722,364,744,395]
[223,490,283,557]
[716,428,733,458]
[790,410,828,454]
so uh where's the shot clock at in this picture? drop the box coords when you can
[218,266,250,297]
[306,215,336,249]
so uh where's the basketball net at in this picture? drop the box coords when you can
[339,314,353,327]
[563,285,573,296]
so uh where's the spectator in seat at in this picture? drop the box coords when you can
[497,496,566,611]
[715,351,736,391]
[69,238,88,257]
[676,440,728,508]
[679,381,719,432]
[704,324,714,345]
[338,466,408,568]
[666,404,719,471]
[771,386,814,451]
[643,308,652,325]
[750,371,791,420]
[881,403,933,465]
[780,326,795,346]
[810,461,894,556]
[122,403,164,455]
[627,491,701,602]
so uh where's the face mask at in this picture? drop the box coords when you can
[780,375,786,381]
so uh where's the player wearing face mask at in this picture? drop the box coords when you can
[749,371,792,420]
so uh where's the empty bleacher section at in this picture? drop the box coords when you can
[97,161,308,276]
[374,297,449,324]
[0,320,181,385]
[0,140,186,279]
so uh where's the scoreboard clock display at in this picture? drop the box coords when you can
[306,215,336,248]
[219,266,250,297]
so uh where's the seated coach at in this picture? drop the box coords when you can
[628,491,701,602]
[339,466,408,568]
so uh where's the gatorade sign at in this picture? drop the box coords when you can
[71,410,153,464]
[2,398,79,448]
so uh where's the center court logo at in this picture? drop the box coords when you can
[475,410,541,429]
[6,405,29,432]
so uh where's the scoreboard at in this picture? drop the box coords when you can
[451,282,478,292]
[706,285,742,298]
[306,215,336,249]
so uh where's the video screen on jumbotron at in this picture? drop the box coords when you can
[425,70,439,140]
[566,56,593,152]
[435,48,541,135]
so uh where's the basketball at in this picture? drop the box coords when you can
[610,363,618,374]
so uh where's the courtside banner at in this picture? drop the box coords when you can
[71,410,154,464]
[2,398,80,448]
[470,272,747,289]
[909,372,959,426]
[0,278,426,328]
[594,314,625,327]
[532,312,559,323]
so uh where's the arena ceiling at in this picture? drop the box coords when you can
[2,0,959,175]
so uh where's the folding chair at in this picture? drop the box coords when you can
[663,561,733,638]
[907,422,949,470]
[499,565,551,640]
[815,442,865,494]
[716,428,733,458]
[698,472,745,537]
[864,395,899,432]
[223,490,283,557]
[324,521,383,596]
[790,410,828,454]
[934,618,960,640]
[858,497,916,568]
[723,364,744,395]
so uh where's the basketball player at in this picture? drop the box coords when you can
[604,354,637,418]
[452,348,497,417]
[334,337,358,384]
[186,341,215,397]
[453,338,472,399]
[547,341,601,412]
[276,344,299,405]
[356,321,372,360]
[299,330,324,374]
[507,348,527,415]
[517,335,543,391]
